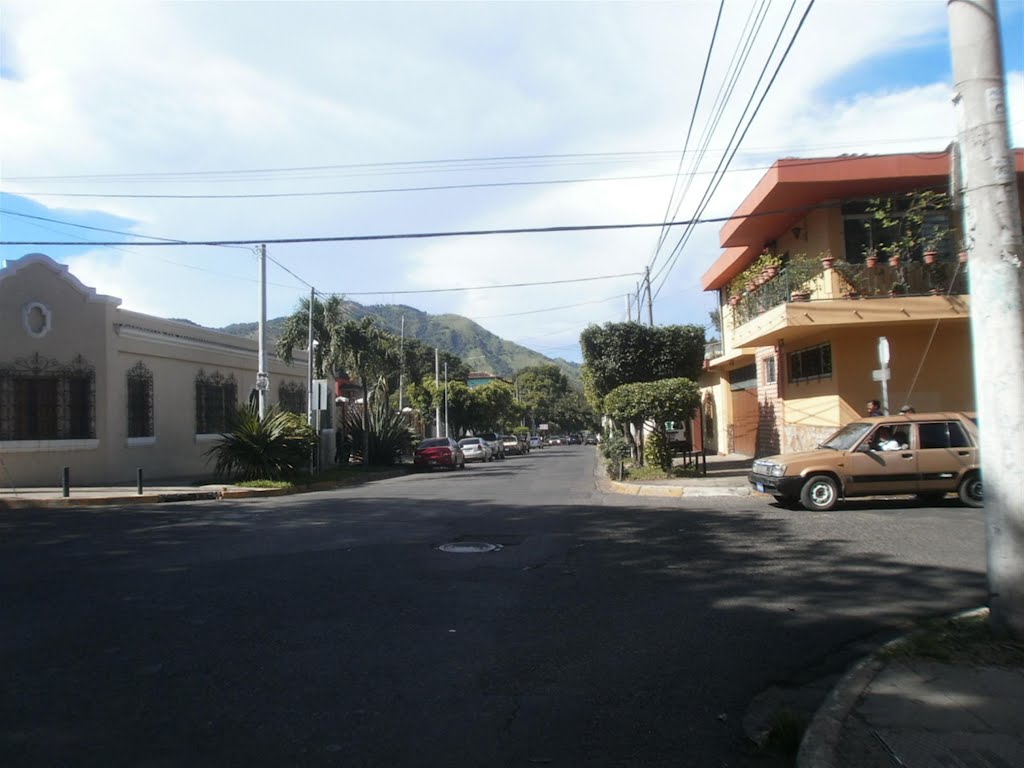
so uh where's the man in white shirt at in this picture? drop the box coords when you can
[874,427,901,451]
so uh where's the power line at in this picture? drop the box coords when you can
[319,272,641,297]
[0,199,844,247]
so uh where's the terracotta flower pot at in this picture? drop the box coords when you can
[728,295,741,307]
[923,251,937,265]
[888,255,901,267]
[958,251,968,264]
[745,281,756,292]
[865,255,879,269]
[765,266,779,279]
[790,291,811,302]
[821,257,835,270]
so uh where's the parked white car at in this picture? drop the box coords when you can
[529,435,543,449]
[458,437,492,463]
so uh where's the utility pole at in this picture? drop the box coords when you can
[257,244,268,419]
[635,282,642,322]
[949,0,1024,638]
[306,286,316,475]
[435,347,442,438]
[644,266,654,326]
[398,315,405,412]
[444,361,449,439]
[626,293,633,322]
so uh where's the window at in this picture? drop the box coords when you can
[918,421,972,449]
[841,198,953,263]
[0,353,95,441]
[195,370,237,434]
[763,356,777,385]
[278,381,306,415]
[126,362,154,438]
[729,363,758,391]
[789,343,832,383]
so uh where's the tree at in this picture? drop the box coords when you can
[337,317,399,465]
[514,364,569,428]
[579,322,705,404]
[276,295,349,379]
[604,378,701,470]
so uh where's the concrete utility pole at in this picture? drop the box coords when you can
[398,315,405,412]
[949,0,1024,638]
[257,244,268,419]
[307,287,315,428]
[626,293,633,322]
[644,266,654,326]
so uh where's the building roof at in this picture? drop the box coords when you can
[701,148,1024,291]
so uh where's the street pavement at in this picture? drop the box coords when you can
[1,447,996,767]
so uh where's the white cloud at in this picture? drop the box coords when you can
[2,0,1021,359]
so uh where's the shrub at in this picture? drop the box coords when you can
[346,401,416,465]
[644,428,672,472]
[204,406,317,481]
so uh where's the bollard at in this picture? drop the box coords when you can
[137,467,143,495]
[62,466,70,498]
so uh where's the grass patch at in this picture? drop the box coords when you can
[235,479,295,489]
[878,611,1024,667]
[615,462,705,481]
[762,709,809,757]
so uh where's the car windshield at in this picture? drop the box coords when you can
[419,438,448,448]
[820,422,872,451]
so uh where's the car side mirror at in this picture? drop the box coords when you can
[857,444,873,453]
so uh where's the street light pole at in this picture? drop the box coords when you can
[257,244,268,419]
[444,361,449,439]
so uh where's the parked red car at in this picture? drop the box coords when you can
[413,437,466,471]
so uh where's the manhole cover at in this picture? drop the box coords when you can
[437,542,503,553]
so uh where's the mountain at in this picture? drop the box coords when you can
[216,300,582,383]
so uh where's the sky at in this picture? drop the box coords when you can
[2,0,1022,365]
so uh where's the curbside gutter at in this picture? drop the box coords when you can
[595,469,751,499]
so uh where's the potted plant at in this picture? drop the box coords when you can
[820,249,835,270]
[890,281,908,296]
[760,253,782,280]
[864,249,879,269]
[784,253,822,302]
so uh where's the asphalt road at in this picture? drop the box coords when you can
[0,447,986,767]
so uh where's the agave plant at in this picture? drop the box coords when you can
[204,405,317,481]
[345,394,416,466]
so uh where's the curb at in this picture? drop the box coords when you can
[795,605,990,768]
[0,468,412,510]
[602,478,751,498]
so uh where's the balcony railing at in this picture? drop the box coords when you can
[730,260,969,328]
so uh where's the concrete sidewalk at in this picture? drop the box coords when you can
[598,451,753,498]
[799,608,1024,768]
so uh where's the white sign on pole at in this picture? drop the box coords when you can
[538,423,549,431]
[872,369,892,382]
[313,379,330,410]
[878,336,890,367]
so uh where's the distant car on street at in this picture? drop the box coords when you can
[474,432,505,460]
[502,435,521,456]
[529,435,543,449]
[458,437,492,463]
[413,437,465,471]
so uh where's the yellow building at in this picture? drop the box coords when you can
[0,253,310,486]
[700,149,1024,457]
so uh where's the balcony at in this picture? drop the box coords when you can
[724,260,971,349]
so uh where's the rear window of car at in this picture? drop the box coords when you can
[419,438,448,448]
[918,421,973,449]
[459,439,481,446]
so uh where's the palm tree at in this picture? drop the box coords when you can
[337,316,399,466]
[276,295,349,379]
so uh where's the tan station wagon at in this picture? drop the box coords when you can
[749,412,981,511]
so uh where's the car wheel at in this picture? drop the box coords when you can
[799,475,839,511]
[915,491,946,505]
[958,472,983,508]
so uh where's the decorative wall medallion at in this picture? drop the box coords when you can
[22,302,52,338]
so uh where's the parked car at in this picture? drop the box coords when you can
[517,434,531,453]
[413,437,465,471]
[567,434,582,445]
[529,435,543,449]
[474,432,505,459]
[548,435,563,446]
[749,412,981,511]
[458,437,492,463]
[502,435,521,455]
[584,434,598,445]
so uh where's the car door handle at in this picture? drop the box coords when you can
[901,453,914,458]
[957,450,970,456]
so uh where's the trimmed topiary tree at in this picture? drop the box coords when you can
[604,378,701,472]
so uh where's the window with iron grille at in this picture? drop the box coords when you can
[126,362,154,438]
[278,381,306,415]
[764,355,777,385]
[195,370,237,434]
[789,343,832,383]
[0,353,96,440]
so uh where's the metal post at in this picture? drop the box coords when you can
[307,287,315,475]
[62,466,69,498]
[137,467,143,495]
[950,0,1024,638]
[444,361,449,438]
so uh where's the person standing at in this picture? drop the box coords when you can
[866,399,884,417]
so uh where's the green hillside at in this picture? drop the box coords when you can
[217,301,581,383]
